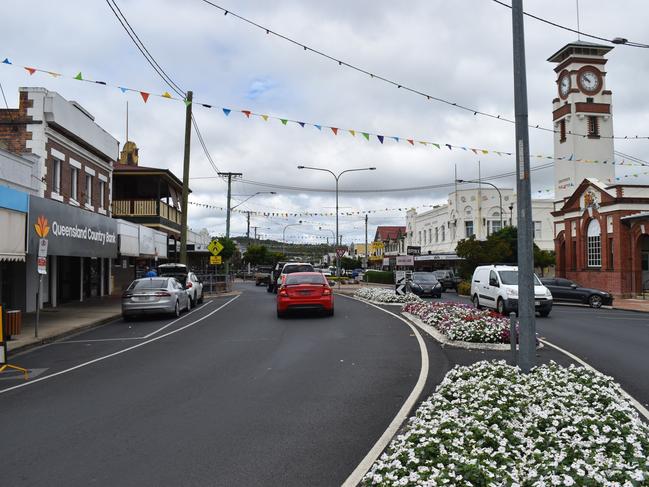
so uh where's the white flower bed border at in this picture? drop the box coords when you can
[362,360,649,486]
[354,287,422,306]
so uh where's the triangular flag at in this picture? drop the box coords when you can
[407,139,414,145]
[140,92,150,103]
[47,71,61,78]
[261,115,269,121]
[362,132,370,140]
[377,135,384,144]
[74,72,83,80]
[432,143,440,149]
[349,129,356,136]
[471,149,478,155]
[2,58,11,65]
[201,104,212,108]
[119,87,128,93]
[568,154,574,161]
[314,125,322,130]
[184,98,192,107]
[24,67,36,75]
[162,92,172,98]
[461,147,467,151]
[298,122,305,127]
[95,81,106,85]
[242,110,251,118]
[482,150,489,154]
[331,127,338,135]
[222,108,231,116]
[419,141,427,146]
[280,119,288,125]
[446,144,452,150]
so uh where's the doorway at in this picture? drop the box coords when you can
[641,235,649,292]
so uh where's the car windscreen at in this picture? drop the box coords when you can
[128,278,168,290]
[498,271,542,286]
[433,271,447,278]
[283,264,314,274]
[285,274,326,285]
[413,273,439,283]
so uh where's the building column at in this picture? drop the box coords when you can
[80,257,84,302]
[51,255,58,308]
[100,257,105,296]
[108,258,113,295]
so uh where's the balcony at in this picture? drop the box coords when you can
[112,199,181,233]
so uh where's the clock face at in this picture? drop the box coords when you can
[578,68,601,94]
[559,74,571,97]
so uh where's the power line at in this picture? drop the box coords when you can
[490,0,649,49]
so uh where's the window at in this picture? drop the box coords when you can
[489,220,502,235]
[586,219,601,267]
[52,158,61,194]
[418,231,421,244]
[559,119,566,143]
[608,237,614,269]
[99,180,106,209]
[489,270,498,285]
[70,167,78,201]
[428,229,432,243]
[85,174,92,205]
[588,116,599,137]
[441,225,445,241]
[465,220,474,237]
[533,221,542,239]
[435,227,439,243]
[423,231,426,245]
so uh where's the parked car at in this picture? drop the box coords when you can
[433,269,462,292]
[276,272,334,318]
[277,262,315,289]
[255,266,273,286]
[540,278,613,308]
[471,265,553,317]
[158,263,204,306]
[122,277,190,320]
[351,268,365,279]
[268,261,287,294]
[410,272,443,298]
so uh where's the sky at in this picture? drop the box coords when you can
[2,0,649,245]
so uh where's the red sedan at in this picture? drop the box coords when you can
[276,272,334,318]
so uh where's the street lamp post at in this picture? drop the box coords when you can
[231,191,276,212]
[457,179,504,232]
[298,165,376,278]
[282,221,303,255]
[319,226,335,246]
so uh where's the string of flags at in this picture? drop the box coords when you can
[3,56,647,168]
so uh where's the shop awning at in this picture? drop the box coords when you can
[0,208,26,262]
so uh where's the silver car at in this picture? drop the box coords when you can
[122,277,190,320]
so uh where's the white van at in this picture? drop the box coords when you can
[470,265,553,317]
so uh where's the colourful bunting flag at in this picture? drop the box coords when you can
[482,150,489,154]
[74,72,83,80]
[362,132,369,140]
[201,104,212,108]
[377,135,384,144]
[140,92,150,103]
[280,119,288,125]
[446,144,452,150]
[119,87,128,93]
[331,127,338,135]
[222,108,231,116]
[2,58,11,64]
[47,71,61,78]
[432,143,440,149]
[407,139,414,145]
[24,67,36,75]
[298,122,305,128]
[242,110,251,118]
[162,92,172,98]
[260,114,268,121]
[95,81,106,85]
[392,137,399,142]
[314,125,322,130]
[349,129,356,136]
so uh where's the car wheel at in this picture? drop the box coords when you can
[173,301,180,318]
[588,295,603,308]
[539,310,551,317]
[472,294,481,309]
[122,314,132,322]
[497,298,506,316]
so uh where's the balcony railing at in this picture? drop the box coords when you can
[111,199,181,224]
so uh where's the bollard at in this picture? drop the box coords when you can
[509,312,517,367]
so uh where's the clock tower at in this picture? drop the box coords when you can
[548,41,615,201]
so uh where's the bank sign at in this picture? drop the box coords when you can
[28,196,117,258]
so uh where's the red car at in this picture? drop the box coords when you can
[276,272,334,318]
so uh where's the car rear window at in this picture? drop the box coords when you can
[413,273,439,283]
[283,264,314,274]
[285,274,326,285]
[128,278,168,290]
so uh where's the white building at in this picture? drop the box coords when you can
[405,187,554,254]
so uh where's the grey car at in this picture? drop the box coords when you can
[122,277,190,320]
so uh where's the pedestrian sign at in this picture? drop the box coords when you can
[210,255,222,265]
[207,239,224,256]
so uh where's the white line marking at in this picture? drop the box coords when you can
[57,301,215,344]
[0,295,240,395]
[338,294,429,487]
[539,338,649,422]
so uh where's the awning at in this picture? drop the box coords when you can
[0,208,26,262]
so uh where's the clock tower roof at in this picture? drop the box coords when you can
[547,41,613,63]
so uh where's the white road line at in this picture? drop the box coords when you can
[56,300,215,344]
[339,295,429,487]
[539,338,649,422]
[0,295,240,396]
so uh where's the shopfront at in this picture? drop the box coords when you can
[0,186,28,311]
[26,195,117,311]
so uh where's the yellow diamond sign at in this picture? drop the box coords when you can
[207,239,224,256]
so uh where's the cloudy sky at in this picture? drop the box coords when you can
[2,0,648,244]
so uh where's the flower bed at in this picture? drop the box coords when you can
[403,301,512,344]
[363,361,649,486]
[355,287,422,304]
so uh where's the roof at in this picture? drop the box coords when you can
[113,164,187,192]
[375,226,406,241]
[620,212,649,222]
[547,41,613,63]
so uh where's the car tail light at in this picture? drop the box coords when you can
[322,286,332,296]
[279,288,288,297]
[154,291,171,297]
[122,292,132,298]
[186,282,193,288]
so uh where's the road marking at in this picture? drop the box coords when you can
[338,295,429,487]
[56,300,215,344]
[0,295,240,395]
[539,338,649,422]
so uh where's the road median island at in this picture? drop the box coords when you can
[353,287,422,307]
[361,360,649,486]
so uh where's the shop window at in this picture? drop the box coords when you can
[70,167,78,201]
[52,158,61,194]
[85,174,93,205]
[586,219,601,267]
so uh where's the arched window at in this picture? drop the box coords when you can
[586,219,601,267]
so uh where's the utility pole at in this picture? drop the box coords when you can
[251,226,259,240]
[512,0,536,373]
[245,211,251,239]
[364,214,368,269]
[218,171,242,276]
[179,91,193,265]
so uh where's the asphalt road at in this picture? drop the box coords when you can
[0,284,426,487]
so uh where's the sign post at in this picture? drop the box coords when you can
[35,238,48,339]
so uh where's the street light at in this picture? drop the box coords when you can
[282,220,303,255]
[298,165,376,277]
[457,179,504,232]
[231,191,276,210]
[319,226,336,245]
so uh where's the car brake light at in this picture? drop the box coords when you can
[186,282,193,288]
[279,288,288,297]
[154,291,171,297]
[322,286,331,296]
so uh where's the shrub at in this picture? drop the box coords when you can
[457,280,471,296]
[364,270,394,284]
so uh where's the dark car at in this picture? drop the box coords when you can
[540,277,613,308]
[410,272,443,298]
[267,261,287,294]
[433,269,461,292]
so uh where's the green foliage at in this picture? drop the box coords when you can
[243,244,269,266]
[217,236,237,261]
[364,270,394,284]
[457,280,472,296]
[534,249,556,276]
[340,256,362,270]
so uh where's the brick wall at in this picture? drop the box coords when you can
[0,92,33,154]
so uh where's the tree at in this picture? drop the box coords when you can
[340,256,362,270]
[534,248,556,276]
[243,244,269,266]
[217,236,236,261]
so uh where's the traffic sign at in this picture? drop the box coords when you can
[210,255,222,265]
[335,247,347,258]
[207,239,224,256]
[37,238,48,275]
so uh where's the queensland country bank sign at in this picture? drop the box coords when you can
[28,196,117,258]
